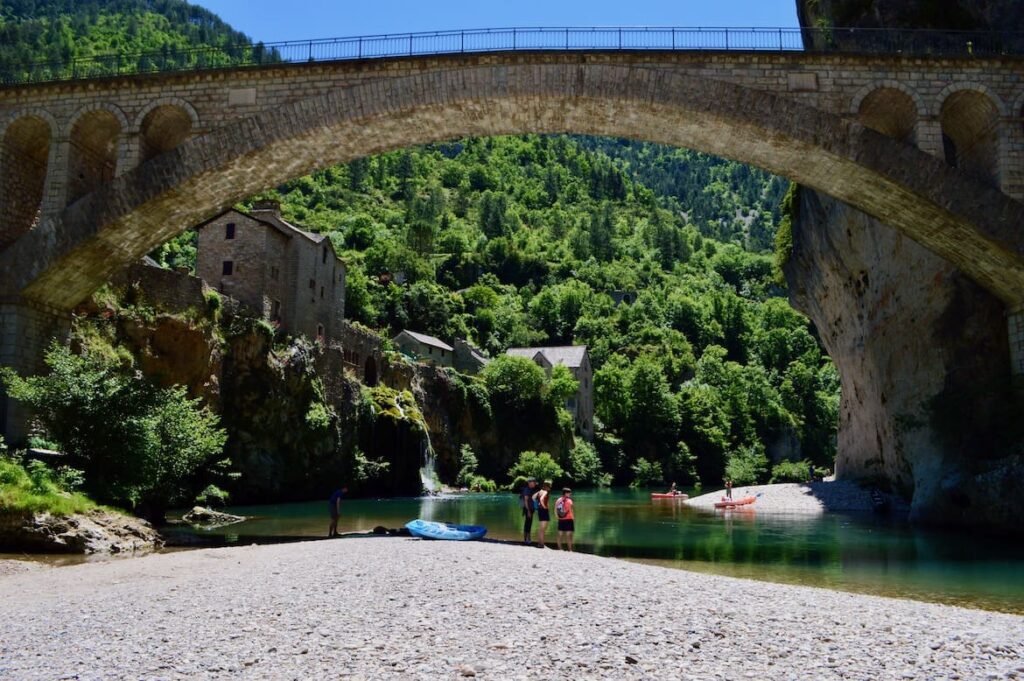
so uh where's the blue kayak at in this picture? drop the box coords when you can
[405,519,487,541]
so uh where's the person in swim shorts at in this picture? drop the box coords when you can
[532,480,552,548]
[555,487,575,552]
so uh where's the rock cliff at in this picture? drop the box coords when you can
[787,1,1024,532]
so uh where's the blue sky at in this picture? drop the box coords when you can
[195,1,800,43]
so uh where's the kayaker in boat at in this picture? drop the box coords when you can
[328,486,348,538]
[667,482,680,496]
[532,481,552,548]
[555,487,575,552]
[520,477,538,545]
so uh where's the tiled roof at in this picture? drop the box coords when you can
[397,330,454,352]
[250,209,329,244]
[505,345,588,368]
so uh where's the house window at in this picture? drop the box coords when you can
[271,299,281,319]
[322,247,327,264]
[317,324,325,339]
[320,286,324,299]
[428,346,433,355]
[222,260,233,276]
[270,266,279,281]
[225,223,236,239]
[309,279,315,289]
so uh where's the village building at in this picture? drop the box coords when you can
[392,330,454,368]
[453,339,490,375]
[195,200,346,341]
[505,345,594,441]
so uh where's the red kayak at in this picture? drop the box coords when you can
[651,493,689,500]
[714,495,756,509]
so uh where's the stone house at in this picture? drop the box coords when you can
[196,200,346,341]
[505,345,594,441]
[392,330,454,368]
[453,339,490,375]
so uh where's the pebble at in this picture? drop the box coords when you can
[0,537,1020,680]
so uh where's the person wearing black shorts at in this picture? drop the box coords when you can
[555,487,575,552]
[520,478,538,544]
[532,481,552,548]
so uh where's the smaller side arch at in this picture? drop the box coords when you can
[854,84,921,145]
[850,80,926,119]
[933,82,1008,118]
[130,97,200,134]
[65,104,127,205]
[0,110,57,249]
[937,84,1004,186]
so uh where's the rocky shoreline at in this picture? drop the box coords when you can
[0,509,163,555]
[0,537,1020,679]
[686,480,905,515]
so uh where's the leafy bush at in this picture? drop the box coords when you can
[195,484,230,507]
[507,450,564,489]
[725,444,770,486]
[203,289,222,321]
[567,441,612,487]
[2,342,228,515]
[630,457,664,488]
[481,355,546,411]
[770,459,812,484]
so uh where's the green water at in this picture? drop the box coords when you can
[167,488,1024,614]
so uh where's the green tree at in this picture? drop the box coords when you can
[481,355,546,411]
[507,450,564,489]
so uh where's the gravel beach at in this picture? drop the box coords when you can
[1,537,1021,680]
[686,480,898,514]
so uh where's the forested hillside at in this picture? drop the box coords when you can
[0,0,252,71]
[5,0,839,489]
[232,135,839,486]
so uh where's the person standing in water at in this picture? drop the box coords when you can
[532,481,552,548]
[555,487,575,552]
[328,486,348,537]
[520,478,538,544]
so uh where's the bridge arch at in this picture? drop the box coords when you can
[853,83,922,145]
[0,110,56,249]
[5,63,1024,309]
[65,103,128,205]
[132,98,199,165]
[936,83,1007,187]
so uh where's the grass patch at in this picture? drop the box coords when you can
[0,457,105,517]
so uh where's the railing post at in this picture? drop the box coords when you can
[409,34,413,56]
[461,31,465,53]
[513,28,517,50]
[725,28,729,50]
[672,28,676,50]
[565,28,569,49]
[308,40,313,61]
[358,37,363,59]
[779,28,783,51]
[618,27,622,49]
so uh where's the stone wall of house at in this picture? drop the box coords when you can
[112,262,208,313]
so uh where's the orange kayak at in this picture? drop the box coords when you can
[714,495,756,509]
[651,493,689,500]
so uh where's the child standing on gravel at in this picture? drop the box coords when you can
[555,487,574,552]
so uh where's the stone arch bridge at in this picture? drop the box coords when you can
[2,40,1024,439]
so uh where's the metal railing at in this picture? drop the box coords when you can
[2,26,1022,87]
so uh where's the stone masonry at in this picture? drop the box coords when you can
[3,50,1024,440]
[195,201,346,341]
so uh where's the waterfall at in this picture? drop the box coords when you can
[397,393,436,494]
[419,433,438,495]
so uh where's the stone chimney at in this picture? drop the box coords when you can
[252,199,281,216]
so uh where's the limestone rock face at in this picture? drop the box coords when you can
[0,509,163,554]
[797,0,1023,31]
[784,189,1022,530]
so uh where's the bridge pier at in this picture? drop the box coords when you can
[0,298,70,445]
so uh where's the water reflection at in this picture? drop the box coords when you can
[160,488,1024,613]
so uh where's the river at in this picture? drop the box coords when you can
[165,488,1024,614]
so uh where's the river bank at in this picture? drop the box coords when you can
[686,480,903,515]
[1,537,1020,679]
